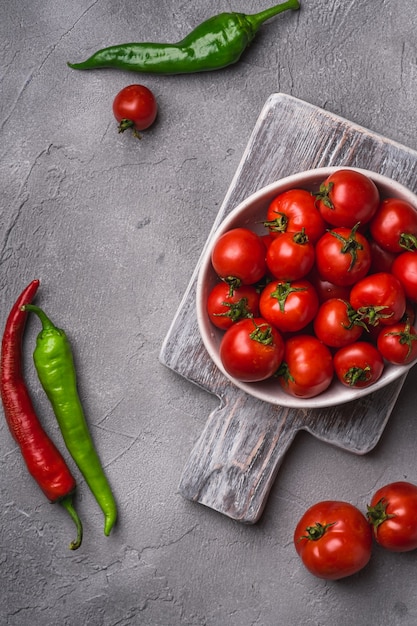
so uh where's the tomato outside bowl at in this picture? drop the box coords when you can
[196,167,417,409]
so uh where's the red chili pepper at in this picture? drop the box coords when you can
[0,280,83,550]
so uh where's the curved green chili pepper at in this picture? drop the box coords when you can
[23,304,117,537]
[67,0,300,74]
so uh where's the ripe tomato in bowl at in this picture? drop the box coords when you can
[196,167,417,409]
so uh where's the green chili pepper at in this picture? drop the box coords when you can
[67,0,300,74]
[23,304,117,537]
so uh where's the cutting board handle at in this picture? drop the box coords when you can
[178,385,303,523]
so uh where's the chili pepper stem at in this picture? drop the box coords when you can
[248,0,300,29]
[60,494,83,550]
[21,304,54,328]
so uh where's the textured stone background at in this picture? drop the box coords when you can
[1,1,417,624]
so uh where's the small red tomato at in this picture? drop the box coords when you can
[315,169,380,227]
[350,272,406,327]
[367,482,417,552]
[207,282,259,330]
[113,84,158,134]
[368,238,397,274]
[266,229,315,281]
[264,189,326,243]
[315,224,371,287]
[313,298,364,348]
[278,334,333,398]
[333,341,384,388]
[259,279,319,333]
[261,233,275,250]
[377,322,417,364]
[369,197,417,253]
[308,267,351,303]
[294,500,372,580]
[219,317,284,382]
[392,251,417,302]
[211,228,267,290]
[206,282,260,330]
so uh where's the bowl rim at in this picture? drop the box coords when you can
[196,166,417,409]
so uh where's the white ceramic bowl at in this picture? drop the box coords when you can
[196,167,417,408]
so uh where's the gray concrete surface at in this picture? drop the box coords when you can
[1,1,417,625]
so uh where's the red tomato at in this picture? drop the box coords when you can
[211,228,267,289]
[313,298,364,348]
[392,251,417,302]
[333,342,384,388]
[367,482,417,552]
[350,272,406,327]
[315,224,371,286]
[206,282,260,330]
[259,279,319,333]
[264,189,326,243]
[315,169,380,227]
[294,500,372,580]
[308,267,351,303]
[219,317,284,382]
[369,197,417,253]
[113,84,158,134]
[377,322,417,364]
[368,238,397,274]
[261,233,275,250]
[278,334,333,398]
[266,229,315,281]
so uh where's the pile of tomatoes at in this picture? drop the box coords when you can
[294,481,417,580]
[207,169,417,398]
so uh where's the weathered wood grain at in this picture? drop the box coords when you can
[159,93,417,523]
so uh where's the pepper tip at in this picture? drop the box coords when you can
[104,513,117,537]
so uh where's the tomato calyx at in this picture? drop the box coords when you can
[383,323,417,359]
[248,320,275,345]
[399,232,417,251]
[270,281,307,312]
[356,304,393,327]
[117,118,142,139]
[298,521,336,542]
[342,300,369,331]
[328,222,364,271]
[264,211,288,234]
[223,276,242,292]
[275,361,294,382]
[291,228,309,245]
[213,297,253,324]
[343,364,372,386]
[366,498,395,537]
[314,181,335,209]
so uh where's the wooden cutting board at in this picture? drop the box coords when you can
[159,93,417,524]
